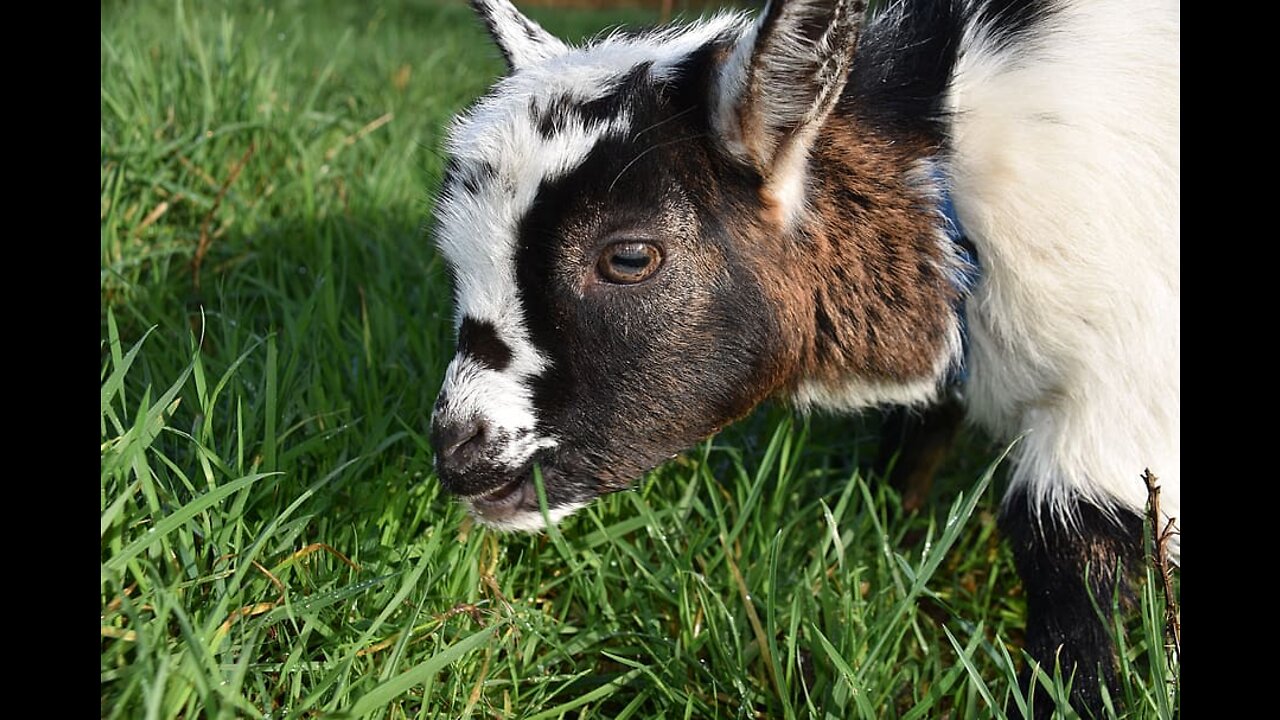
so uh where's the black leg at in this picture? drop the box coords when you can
[874,395,965,512]
[1000,487,1143,719]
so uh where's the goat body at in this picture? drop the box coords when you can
[428,0,1179,715]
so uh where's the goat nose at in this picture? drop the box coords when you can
[431,416,489,477]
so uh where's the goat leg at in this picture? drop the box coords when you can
[1000,487,1144,719]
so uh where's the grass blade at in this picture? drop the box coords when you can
[344,624,500,718]
[103,472,277,572]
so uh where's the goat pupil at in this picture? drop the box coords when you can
[613,251,648,271]
[598,241,660,284]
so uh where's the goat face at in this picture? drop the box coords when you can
[430,9,794,531]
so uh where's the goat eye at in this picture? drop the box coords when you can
[596,241,662,284]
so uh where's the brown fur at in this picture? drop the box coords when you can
[747,117,957,398]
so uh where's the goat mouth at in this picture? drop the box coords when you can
[467,475,531,514]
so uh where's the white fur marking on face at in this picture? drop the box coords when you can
[434,356,559,469]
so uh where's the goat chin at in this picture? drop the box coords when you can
[428,1,1178,717]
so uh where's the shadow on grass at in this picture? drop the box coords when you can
[103,204,465,544]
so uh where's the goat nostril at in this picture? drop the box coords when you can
[434,417,489,469]
[450,422,484,456]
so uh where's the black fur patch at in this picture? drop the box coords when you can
[1000,486,1143,719]
[532,64,652,140]
[844,0,963,143]
[970,0,1060,49]
[457,317,513,372]
[873,395,965,511]
[470,0,517,71]
[813,289,840,360]
[466,160,498,195]
[441,157,497,197]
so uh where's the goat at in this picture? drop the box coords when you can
[428,0,1179,715]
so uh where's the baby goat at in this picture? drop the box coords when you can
[429,0,1179,715]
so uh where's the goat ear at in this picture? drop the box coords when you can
[713,0,867,198]
[471,0,568,71]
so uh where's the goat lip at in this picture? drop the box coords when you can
[468,476,529,510]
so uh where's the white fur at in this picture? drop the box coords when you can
[435,356,559,468]
[472,0,568,69]
[794,373,945,413]
[947,0,1180,559]
[467,501,588,533]
[710,18,759,162]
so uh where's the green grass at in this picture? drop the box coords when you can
[100,1,1180,717]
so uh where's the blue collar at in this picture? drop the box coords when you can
[939,176,980,385]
